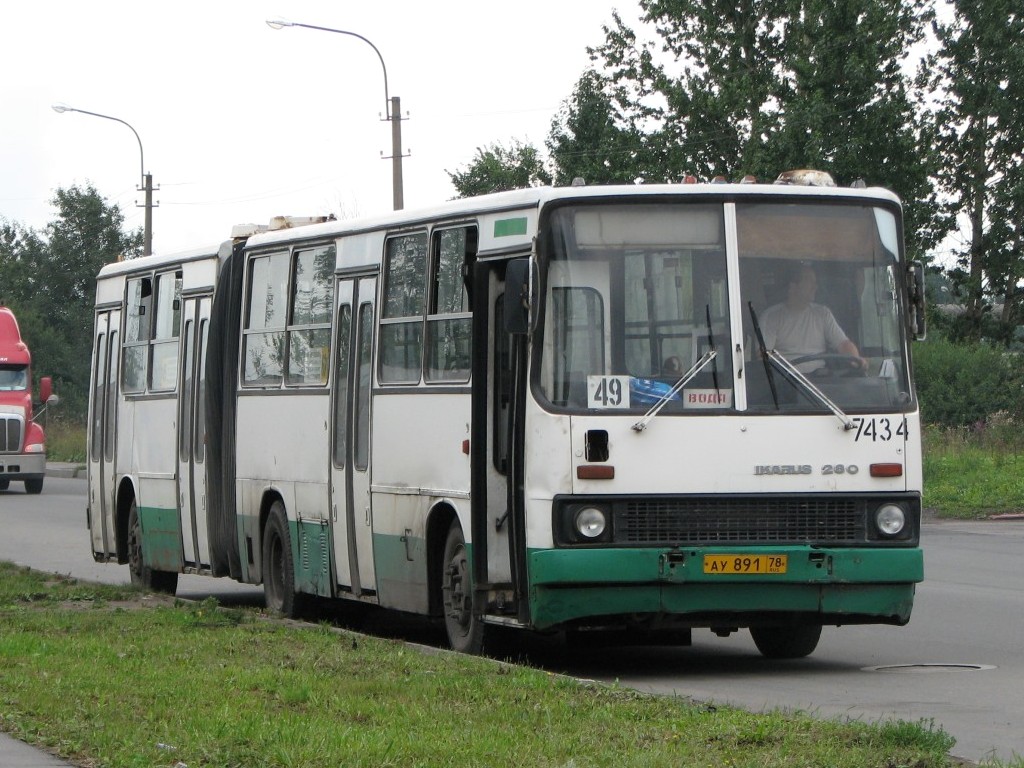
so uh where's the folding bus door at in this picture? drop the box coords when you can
[177,295,212,569]
[87,309,120,560]
[329,275,378,597]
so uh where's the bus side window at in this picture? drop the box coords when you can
[122,276,152,393]
[90,331,106,460]
[550,287,604,406]
[150,271,182,392]
[104,331,118,461]
[332,304,352,466]
[354,303,373,471]
[195,321,208,462]
[427,226,476,382]
[242,252,289,386]
[380,233,427,384]
[286,245,334,386]
[179,318,194,461]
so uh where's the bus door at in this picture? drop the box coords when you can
[329,275,378,597]
[176,295,212,569]
[470,261,524,620]
[87,309,120,559]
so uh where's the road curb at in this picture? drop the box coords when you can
[45,464,86,479]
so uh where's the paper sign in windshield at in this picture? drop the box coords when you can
[683,388,732,409]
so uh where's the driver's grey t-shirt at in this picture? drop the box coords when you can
[760,302,849,372]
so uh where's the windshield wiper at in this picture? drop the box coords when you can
[747,302,779,409]
[632,349,717,433]
[747,301,853,429]
[705,304,720,396]
[764,350,855,430]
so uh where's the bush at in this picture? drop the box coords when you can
[912,337,1024,427]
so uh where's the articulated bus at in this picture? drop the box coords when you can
[87,175,926,658]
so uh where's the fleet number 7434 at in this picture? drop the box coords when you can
[852,417,907,442]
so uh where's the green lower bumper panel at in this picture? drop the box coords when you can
[527,545,923,630]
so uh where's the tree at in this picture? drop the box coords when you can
[0,184,142,415]
[446,141,552,198]
[927,0,1024,342]
[0,222,41,306]
[587,2,789,181]
[770,0,941,259]
[586,0,940,257]
[547,70,646,186]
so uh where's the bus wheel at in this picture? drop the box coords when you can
[750,624,822,659]
[126,499,178,595]
[262,501,302,618]
[0,479,9,491]
[441,522,484,654]
[24,478,43,495]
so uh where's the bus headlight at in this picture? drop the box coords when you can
[875,504,906,536]
[575,507,608,539]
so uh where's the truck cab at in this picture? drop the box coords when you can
[0,306,56,494]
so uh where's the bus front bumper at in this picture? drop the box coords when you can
[526,545,923,631]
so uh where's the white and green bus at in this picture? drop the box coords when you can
[87,174,926,658]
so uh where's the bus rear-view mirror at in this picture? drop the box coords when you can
[504,258,535,335]
[906,261,926,341]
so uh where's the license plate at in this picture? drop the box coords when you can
[703,554,788,574]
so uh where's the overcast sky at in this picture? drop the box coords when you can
[1,1,640,254]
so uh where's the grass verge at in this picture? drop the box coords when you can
[923,423,1024,519]
[0,563,964,768]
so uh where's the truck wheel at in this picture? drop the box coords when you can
[750,624,822,659]
[24,478,43,495]
[126,499,178,594]
[441,521,485,654]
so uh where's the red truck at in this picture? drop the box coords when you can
[0,306,57,494]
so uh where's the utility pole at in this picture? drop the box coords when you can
[141,173,155,257]
[267,19,407,210]
[388,96,404,210]
[53,104,157,255]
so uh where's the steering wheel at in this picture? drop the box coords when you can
[791,353,866,378]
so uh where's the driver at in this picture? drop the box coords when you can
[760,264,868,374]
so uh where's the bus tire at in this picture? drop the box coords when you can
[24,478,43,495]
[127,499,178,595]
[0,479,9,491]
[750,624,822,659]
[262,501,303,618]
[441,521,484,654]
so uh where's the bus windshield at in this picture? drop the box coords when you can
[537,200,912,415]
[0,365,28,391]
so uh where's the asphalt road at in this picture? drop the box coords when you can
[2,476,1022,763]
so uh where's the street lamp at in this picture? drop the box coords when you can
[52,104,156,255]
[266,18,405,210]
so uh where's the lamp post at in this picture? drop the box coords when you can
[266,19,405,210]
[52,104,156,255]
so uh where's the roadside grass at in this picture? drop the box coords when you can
[0,563,962,768]
[923,421,1024,519]
[0,565,138,605]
